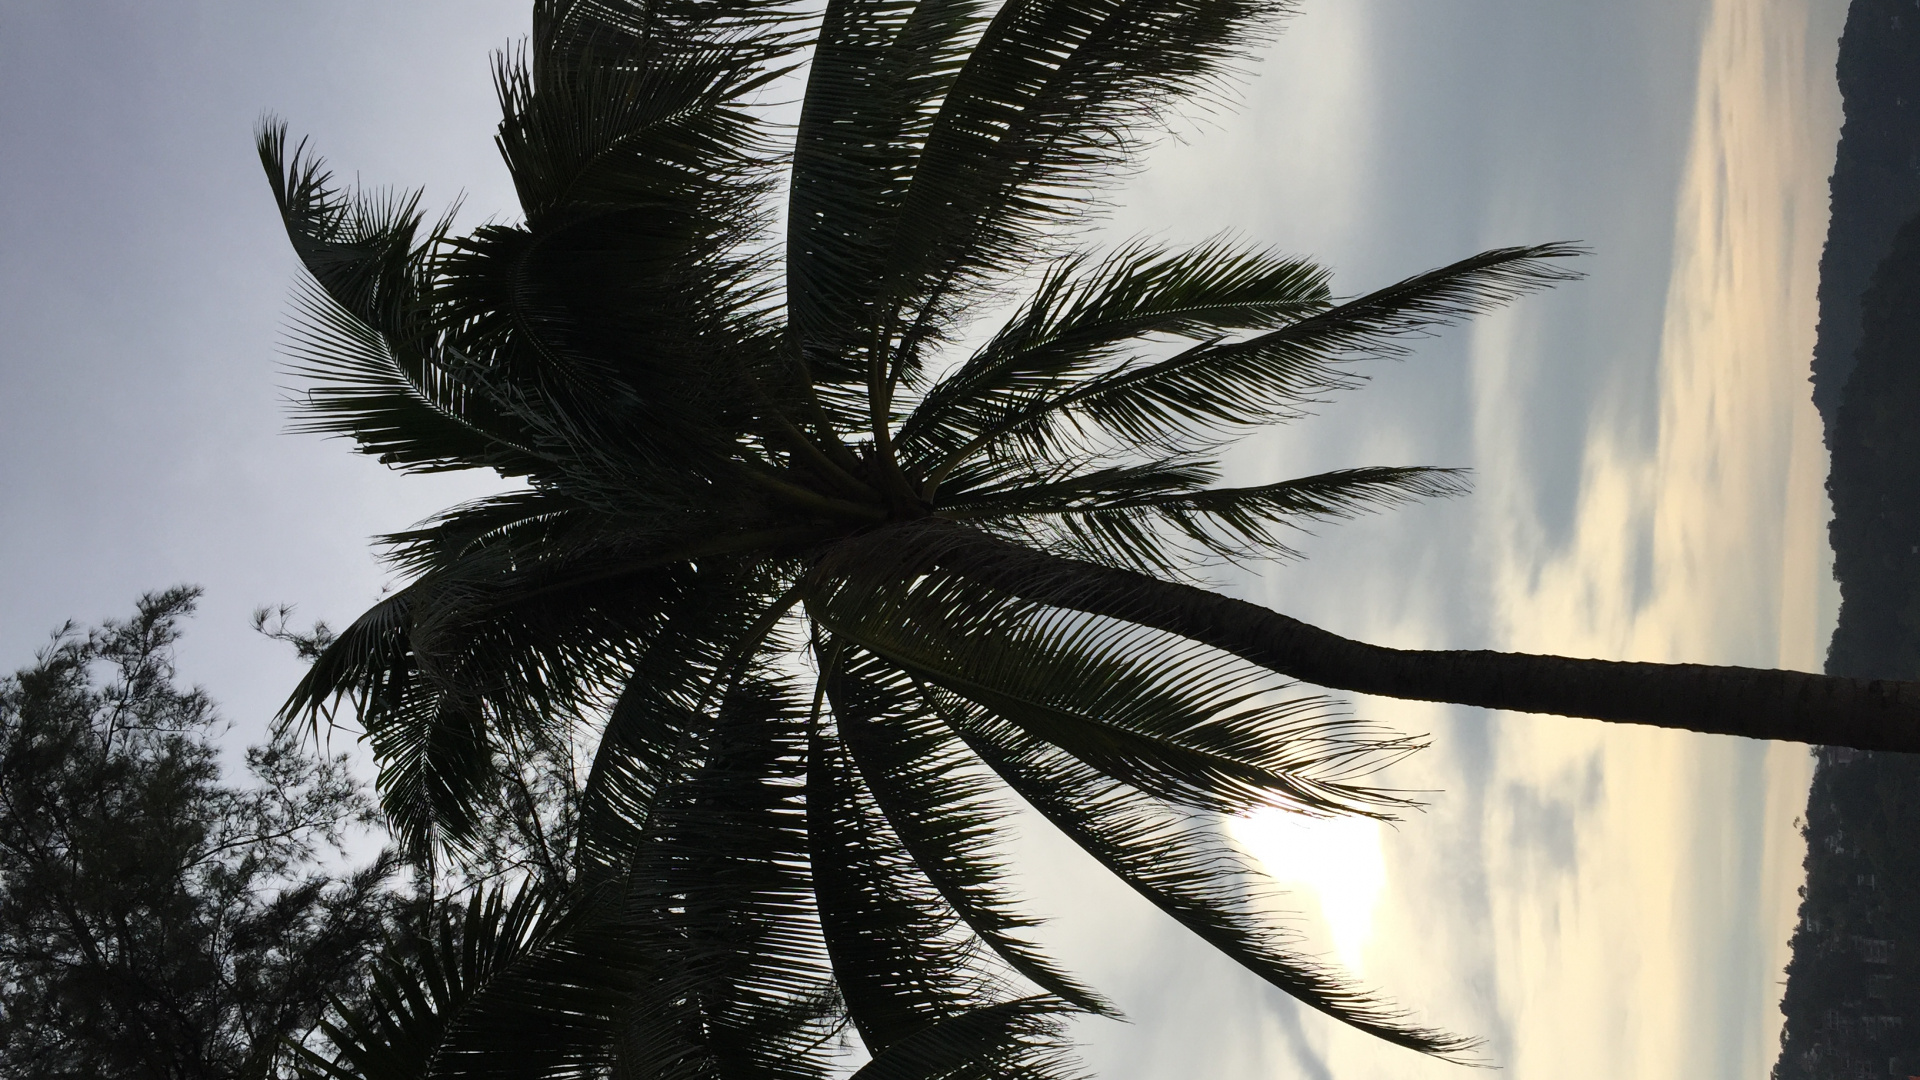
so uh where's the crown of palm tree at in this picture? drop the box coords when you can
[254,0,1729,1074]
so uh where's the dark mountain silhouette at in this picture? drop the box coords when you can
[1808,0,1920,436]
[1774,747,1919,1080]
[1776,3,1920,1075]
[1826,210,1920,682]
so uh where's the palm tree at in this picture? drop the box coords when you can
[259,0,1920,1071]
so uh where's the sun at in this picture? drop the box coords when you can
[1227,808,1387,976]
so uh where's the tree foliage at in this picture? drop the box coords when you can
[0,589,398,1080]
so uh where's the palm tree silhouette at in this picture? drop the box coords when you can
[261,0,1919,1073]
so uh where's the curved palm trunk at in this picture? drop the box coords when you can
[899,522,1920,753]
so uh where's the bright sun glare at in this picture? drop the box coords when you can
[1227,810,1387,976]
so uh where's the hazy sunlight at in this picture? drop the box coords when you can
[1229,810,1387,976]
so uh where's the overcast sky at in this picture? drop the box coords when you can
[0,0,1847,1078]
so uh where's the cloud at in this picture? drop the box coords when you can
[1501,753,1605,887]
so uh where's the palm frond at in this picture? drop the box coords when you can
[259,121,434,327]
[481,30,791,358]
[788,0,992,390]
[955,243,1583,461]
[808,696,1001,1051]
[811,569,1420,818]
[289,884,640,1080]
[533,0,813,76]
[876,0,1299,363]
[362,676,500,868]
[951,465,1471,571]
[285,560,776,863]
[824,645,1108,1015]
[376,491,596,578]
[275,586,493,862]
[280,589,415,732]
[573,671,707,878]
[898,239,1329,471]
[620,676,842,1080]
[576,582,793,872]
[475,0,811,461]
[292,872,833,1080]
[373,485,796,581]
[282,280,545,475]
[846,998,1083,1080]
[424,218,777,492]
[261,126,547,476]
[933,456,1212,515]
[931,693,1477,1061]
[504,23,791,230]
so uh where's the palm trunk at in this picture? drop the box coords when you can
[899,522,1920,753]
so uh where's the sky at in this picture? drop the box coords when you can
[0,1,1847,1078]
